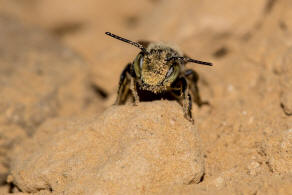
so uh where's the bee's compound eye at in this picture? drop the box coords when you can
[134,53,144,78]
[139,55,144,69]
[166,66,174,78]
[163,65,179,85]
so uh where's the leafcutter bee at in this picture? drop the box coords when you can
[105,32,212,122]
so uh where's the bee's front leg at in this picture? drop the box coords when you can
[115,63,140,105]
[182,77,194,123]
[130,77,139,106]
[184,69,209,107]
[172,77,194,123]
[115,63,133,105]
[183,93,194,123]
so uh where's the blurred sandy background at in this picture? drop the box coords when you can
[0,0,292,194]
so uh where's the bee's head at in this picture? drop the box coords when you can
[105,32,213,87]
[133,44,182,87]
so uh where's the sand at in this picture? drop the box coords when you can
[0,0,291,194]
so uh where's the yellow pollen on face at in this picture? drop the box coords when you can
[142,52,169,86]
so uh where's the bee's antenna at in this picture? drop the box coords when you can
[185,58,213,66]
[105,32,147,53]
[167,56,213,66]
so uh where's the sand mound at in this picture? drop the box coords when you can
[9,101,204,194]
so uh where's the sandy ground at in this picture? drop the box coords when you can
[0,0,291,194]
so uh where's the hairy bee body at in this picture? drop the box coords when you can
[105,32,212,122]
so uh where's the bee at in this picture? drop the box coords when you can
[105,32,212,122]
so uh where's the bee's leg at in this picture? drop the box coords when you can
[115,63,133,105]
[182,77,194,123]
[184,69,209,107]
[171,77,194,123]
[130,77,139,105]
[183,93,194,123]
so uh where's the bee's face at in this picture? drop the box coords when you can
[133,45,181,87]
